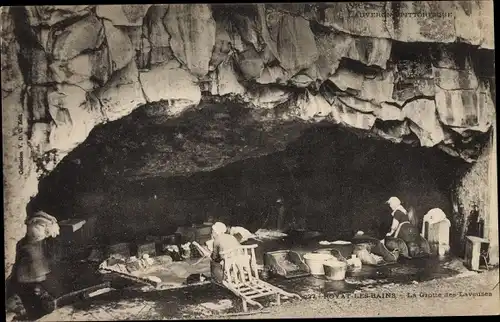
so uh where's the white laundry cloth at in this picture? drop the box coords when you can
[229,226,255,243]
[421,208,450,236]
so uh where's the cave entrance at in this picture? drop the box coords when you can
[31,101,477,259]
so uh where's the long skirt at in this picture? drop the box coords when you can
[210,261,224,285]
[395,223,430,257]
[395,222,420,243]
[12,280,52,320]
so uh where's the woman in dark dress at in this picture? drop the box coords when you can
[384,197,429,257]
[9,211,60,320]
[385,197,420,241]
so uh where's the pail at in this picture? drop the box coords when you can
[303,253,334,275]
[323,259,347,281]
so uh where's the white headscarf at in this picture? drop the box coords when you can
[212,222,227,235]
[386,197,407,216]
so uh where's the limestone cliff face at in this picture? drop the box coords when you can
[2,3,496,278]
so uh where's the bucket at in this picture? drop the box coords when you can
[303,253,334,275]
[323,259,347,281]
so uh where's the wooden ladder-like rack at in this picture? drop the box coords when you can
[220,244,301,312]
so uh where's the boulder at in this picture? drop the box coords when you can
[372,120,411,143]
[150,47,174,67]
[164,4,216,77]
[214,16,246,54]
[256,5,280,64]
[432,55,478,91]
[232,13,263,52]
[403,99,445,147]
[373,102,405,122]
[293,90,332,121]
[358,69,395,104]
[256,65,289,85]
[277,14,318,74]
[331,97,377,130]
[303,55,332,83]
[210,58,246,97]
[264,7,282,43]
[101,20,135,75]
[435,80,495,132]
[433,67,478,91]
[392,59,435,103]
[329,67,364,93]
[209,23,232,71]
[95,61,146,122]
[330,67,394,104]
[51,14,105,61]
[139,60,201,110]
[345,37,392,69]
[289,73,315,88]
[143,5,173,66]
[46,84,100,152]
[237,47,265,81]
[337,96,378,114]
[24,6,92,27]
[248,86,292,110]
[49,46,110,91]
[96,5,151,26]
[315,32,353,74]
[116,25,142,52]
[453,1,494,49]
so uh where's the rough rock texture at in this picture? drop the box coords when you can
[139,60,201,111]
[164,4,216,77]
[456,122,498,265]
[320,1,494,49]
[1,3,496,279]
[2,7,37,279]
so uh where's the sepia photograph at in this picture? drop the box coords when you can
[2,2,498,320]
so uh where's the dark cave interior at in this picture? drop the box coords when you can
[29,101,477,254]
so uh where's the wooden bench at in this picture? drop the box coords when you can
[220,244,301,312]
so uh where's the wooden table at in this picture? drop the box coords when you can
[464,236,490,271]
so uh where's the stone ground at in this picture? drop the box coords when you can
[34,267,499,321]
[244,269,500,319]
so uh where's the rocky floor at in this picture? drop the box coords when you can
[244,268,500,318]
[31,258,498,321]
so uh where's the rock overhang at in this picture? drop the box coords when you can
[4,5,494,178]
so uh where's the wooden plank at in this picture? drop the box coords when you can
[241,289,261,296]
[249,291,276,299]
